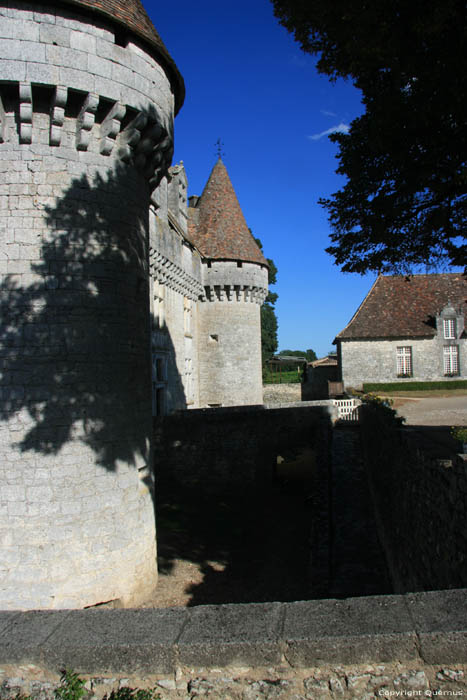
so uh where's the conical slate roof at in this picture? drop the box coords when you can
[188,159,267,266]
[57,0,184,113]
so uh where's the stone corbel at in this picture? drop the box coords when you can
[50,86,67,147]
[76,92,99,151]
[19,83,33,144]
[100,101,126,156]
[135,122,165,170]
[148,135,174,191]
[118,111,148,163]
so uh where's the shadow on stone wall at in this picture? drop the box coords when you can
[152,406,332,606]
[0,162,186,504]
[361,404,467,593]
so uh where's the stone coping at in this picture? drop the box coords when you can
[0,590,465,675]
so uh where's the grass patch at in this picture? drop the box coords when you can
[362,380,467,393]
[263,369,302,384]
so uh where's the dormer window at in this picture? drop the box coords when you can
[443,318,456,339]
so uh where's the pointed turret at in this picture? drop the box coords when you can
[188,159,267,266]
[190,160,268,408]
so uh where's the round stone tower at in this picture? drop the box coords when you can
[0,0,183,608]
[188,159,269,407]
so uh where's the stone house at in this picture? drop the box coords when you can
[334,273,466,390]
[301,355,339,400]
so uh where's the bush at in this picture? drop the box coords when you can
[451,426,467,444]
[362,380,467,393]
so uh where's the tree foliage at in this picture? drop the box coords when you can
[278,349,317,362]
[271,0,467,274]
[254,236,278,363]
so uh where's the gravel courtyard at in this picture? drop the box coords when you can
[391,394,467,426]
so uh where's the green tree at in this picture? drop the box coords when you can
[271,0,466,274]
[254,236,278,365]
[278,349,317,360]
[277,348,317,371]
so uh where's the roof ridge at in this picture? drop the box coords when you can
[335,272,466,341]
[334,275,380,340]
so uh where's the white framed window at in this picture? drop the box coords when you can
[152,280,165,330]
[152,353,167,415]
[443,345,459,375]
[396,346,412,377]
[184,356,193,403]
[443,318,456,339]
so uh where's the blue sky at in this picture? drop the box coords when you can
[146,0,376,357]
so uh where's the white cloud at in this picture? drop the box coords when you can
[320,109,337,117]
[309,122,350,141]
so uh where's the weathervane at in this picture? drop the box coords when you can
[215,138,225,160]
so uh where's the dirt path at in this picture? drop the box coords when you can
[141,452,315,608]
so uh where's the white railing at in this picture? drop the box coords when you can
[333,398,361,422]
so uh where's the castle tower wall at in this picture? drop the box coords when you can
[149,173,203,414]
[198,261,268,406]
[0,1,178,609]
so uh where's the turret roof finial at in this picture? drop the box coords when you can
[215,138,225,160]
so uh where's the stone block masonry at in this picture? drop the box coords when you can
[0,0,179,609]
[361,406,467,593]
[153,404,333,493]
[0,590,466,698]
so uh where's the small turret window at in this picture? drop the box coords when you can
[443,318,456,339]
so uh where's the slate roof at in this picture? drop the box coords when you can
[56,0,184,113]
[187,159,267,266]
[336,273,467,340]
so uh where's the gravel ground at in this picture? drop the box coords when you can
[391,395,467,426]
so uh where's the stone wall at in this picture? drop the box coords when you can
[0,0,177,609]
[0,590,466,699]
[263,382,302,405]
[361,405,467,592]
[340,336,467,389]
[197,298,264,407]
[153,404,332,493]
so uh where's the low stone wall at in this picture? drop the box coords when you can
[0,590,466,699]
[361,405,467,593]
[153,404,333,493]
[263,382,302,405]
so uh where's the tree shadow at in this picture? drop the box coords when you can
[151,412,333,607]
[154,471,314,607]
[1,160,186,499]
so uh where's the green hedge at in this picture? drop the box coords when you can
[263,369,302,384]
[362,380,467,392]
